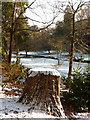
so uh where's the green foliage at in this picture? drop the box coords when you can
[63,64,90,112]
[64,5,72,37]
[3,62,27,83]
[2,2,29,61]
[61,76,71,88]
[54,22,65,37]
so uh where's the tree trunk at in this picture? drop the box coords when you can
[18,71,66,117]
[68,14,75,79]
[8,2,16,63]
[68,42,74,78]
[8,30,13,63]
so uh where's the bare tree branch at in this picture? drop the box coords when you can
[19,15,56,24]
[75,26,90,31]
[80,39,90,48]
[28,7,44,22]
[75,39,90,51]
[14,21,54,32]
[74,47,87,53]
[38,0,47,21]
[14,0,36,23]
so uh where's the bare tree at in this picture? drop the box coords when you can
[51,0,88,78]
[62,0,87,79]
[66,0,90,79]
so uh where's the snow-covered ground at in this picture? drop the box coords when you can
[0,85,89,119]
[1,52,89,119]
[12,51,90,71]
[11,56,87,77]
[0,86,59,118]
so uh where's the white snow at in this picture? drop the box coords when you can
[3,87,12,92]
[0,86,59,118]
[73,112,90,119]
[11,52,89,77]
[0,83,89,119]
[28,68,60,77]
[1,84,89,118]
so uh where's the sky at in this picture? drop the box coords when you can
[25,0,90,27]
[25,0,67,27]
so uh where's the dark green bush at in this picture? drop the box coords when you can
[63,64,90,112]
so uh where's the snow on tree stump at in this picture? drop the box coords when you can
[19,68,66,117]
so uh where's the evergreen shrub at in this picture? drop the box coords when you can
[62,64,90,112]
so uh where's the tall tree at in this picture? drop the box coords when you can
[2,2,14,60]
[54,1,89,79]
[2,1,36,63]
[64,1,86,79]
[64,5,72,36]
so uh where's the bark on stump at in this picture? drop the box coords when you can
[18,68,65,117]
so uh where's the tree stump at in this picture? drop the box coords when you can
[18,68,66,117]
